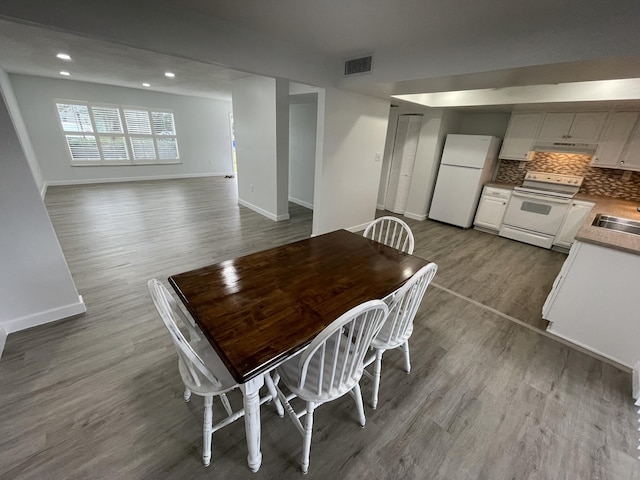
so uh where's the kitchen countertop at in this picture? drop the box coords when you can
[572,193,640,255]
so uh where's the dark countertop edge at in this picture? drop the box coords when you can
[572,193,640,255]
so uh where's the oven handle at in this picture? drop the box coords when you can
[511,191,572,204]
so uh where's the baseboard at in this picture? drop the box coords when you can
[346,222,370,234]
[376,203,385,210]
[44,172,234,187]
[0,324,7,360]
[40,182,48,199]
[237,198,290,222]
[288,196,314,210]
[3,296,86,334]
[404,211,427,221]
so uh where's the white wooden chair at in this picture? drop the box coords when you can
[273,300,389,474]
[363,262,438,409]
[363,216,415,254]
[147,279,282,466]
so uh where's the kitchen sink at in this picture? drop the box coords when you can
[592,214,640,236]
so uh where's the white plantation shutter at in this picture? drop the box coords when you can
[151,111,176,135]
[66,135,100,161]
[92,106,123,133]
[57,104,93,132]
[99,136,129,161]
[156,137,178,160]
[55,101,179,165]
[124,109,152,134]
[130,137,156,161]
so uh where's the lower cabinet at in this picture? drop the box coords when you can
[553,200,595,248]
[474,186,512,232]
[543,241,640,368]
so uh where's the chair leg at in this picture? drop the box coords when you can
[352,383,366,428]
[402,341,411,374]
[371,349,384,410]
[202,395,213,467]
[301,402,316,474]
[220,393,233,417]
[184,387,192,402]
[264,373,285,417]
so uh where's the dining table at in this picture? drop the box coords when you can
[168,228,430,472]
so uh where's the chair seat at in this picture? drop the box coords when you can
[277,335,363,403]
[179,338,238,395]
[370,320,413,350]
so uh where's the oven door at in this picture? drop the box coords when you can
[499,191,570,248]
[502,191,570,235]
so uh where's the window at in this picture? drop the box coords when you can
[55,101,180,166]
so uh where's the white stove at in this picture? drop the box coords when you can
[500,171,585,249]
[514,171,584,199]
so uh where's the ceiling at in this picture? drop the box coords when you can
[1,0,640,111]
[0,19,249,101]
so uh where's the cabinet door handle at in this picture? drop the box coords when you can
[620,160,625,165]
[567,135,572,139]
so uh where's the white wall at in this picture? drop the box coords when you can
[376,107,400,208]
[0,70,44,193]
[458,112,510,138]
[10,74,234,185]
[0,85,85,351]
[289,96,317,209]
[313,88,390,235]
[232,75,290,221]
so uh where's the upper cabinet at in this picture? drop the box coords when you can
[591,113,639,169]
[618,120,640,171]
[498,113,543,161]
[536,112,608,143]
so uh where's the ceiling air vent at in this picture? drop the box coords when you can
[344,55,373,76]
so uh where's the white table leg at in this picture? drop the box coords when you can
[240,375,264,472]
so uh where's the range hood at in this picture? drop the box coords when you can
[531,141,597,155]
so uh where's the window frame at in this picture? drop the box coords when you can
[54,99,181,166]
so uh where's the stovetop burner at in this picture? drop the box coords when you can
[515,171,584,198]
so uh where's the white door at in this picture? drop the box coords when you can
[385,115,422,213]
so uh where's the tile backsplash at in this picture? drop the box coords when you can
[494,152,640,202]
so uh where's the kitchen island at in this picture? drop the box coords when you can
[543,195,640,371]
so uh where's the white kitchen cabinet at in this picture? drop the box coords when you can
[591,112,639,168]
[543,241,640,368]
[499,113,542,161]
[618,120,640,171]
[553,200,595,248]
[473,186,512,232]
[537,112,608,143]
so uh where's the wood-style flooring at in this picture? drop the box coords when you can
[0,176,638,480]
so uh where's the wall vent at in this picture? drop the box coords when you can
[344,55,373,75]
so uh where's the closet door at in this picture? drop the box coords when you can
[385,115,422,213]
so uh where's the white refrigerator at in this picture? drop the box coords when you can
[428,134,501,228]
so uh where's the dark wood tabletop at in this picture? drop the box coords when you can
[169,229,430,384]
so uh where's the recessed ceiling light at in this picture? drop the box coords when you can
[164,72,175,78]
[56,53,72,61]
[59,71,71,76]
[142,83,151,87]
